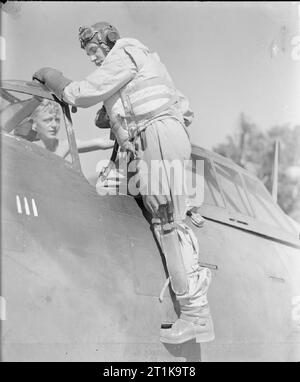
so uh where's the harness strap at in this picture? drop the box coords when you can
[126,96,178,123]
[132,93,173,108]
[159,277,170,303]
[125,77,174,94]
[118,75,179,146]
[127,96,178,144]
[120,76,178,118]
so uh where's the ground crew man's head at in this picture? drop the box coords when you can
[30,99,61,142]
[78,22,120,66]
[13,99,61,142]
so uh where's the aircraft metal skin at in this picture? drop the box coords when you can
[1,84,300,362]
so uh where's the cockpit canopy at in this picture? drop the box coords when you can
[189,147,298,244]
[0,81,79,167]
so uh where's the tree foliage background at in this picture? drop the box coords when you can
[213,113,300,222]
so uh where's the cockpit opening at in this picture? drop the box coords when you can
[0,89,73,163]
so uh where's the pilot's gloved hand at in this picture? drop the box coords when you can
[98,160,115,182]
[122,140,137,160]
[32,67,72,99]
[95,106,111,129]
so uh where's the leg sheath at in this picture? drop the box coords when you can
[136,118,211,320]
[154,220,211,316]
[175,223,212,320]
[153,221,188,296]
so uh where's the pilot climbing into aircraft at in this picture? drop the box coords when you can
[32,21,215,344]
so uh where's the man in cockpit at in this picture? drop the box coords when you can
[13,98,114,157]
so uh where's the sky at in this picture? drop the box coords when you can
[1,1,300,180]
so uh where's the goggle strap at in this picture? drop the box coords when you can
[79,27,101,48]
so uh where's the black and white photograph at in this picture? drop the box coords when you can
[0,1,300,364]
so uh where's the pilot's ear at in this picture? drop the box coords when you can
[31,121,37,132]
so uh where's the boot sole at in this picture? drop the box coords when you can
[160,331,215,344]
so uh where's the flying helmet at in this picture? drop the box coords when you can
[79,22,120,50]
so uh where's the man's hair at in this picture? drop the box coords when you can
[30,99,61,122]
[14,99,61,141]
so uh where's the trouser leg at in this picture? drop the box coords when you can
[136,119,214,343]
[152,218,214,343]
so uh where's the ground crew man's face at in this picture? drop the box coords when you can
[33,111,60,141]
[85,42,107,66]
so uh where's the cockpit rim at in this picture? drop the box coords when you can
[1,80,299,248]
[0,79,82,173]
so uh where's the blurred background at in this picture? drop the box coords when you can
[1,1,300,221]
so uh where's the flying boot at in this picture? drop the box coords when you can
[160,267,214,344]
[160,224,215,344]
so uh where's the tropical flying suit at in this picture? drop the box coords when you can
[62,37,212,326]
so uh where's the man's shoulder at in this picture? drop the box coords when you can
[113,38,150,53]
[102,38,150,70]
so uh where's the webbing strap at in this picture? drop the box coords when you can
[126,96,178,123]
[131,92,173,108]
[119,77,178,142]
[125,77,173,95]
[120,76,177,119]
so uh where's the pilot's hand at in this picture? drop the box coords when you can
[32,68,72,98]
[122,140,137,159]
[95,106,111,129]
[98,160,115,182]
[32,67,61,84]
[98,167,109,182]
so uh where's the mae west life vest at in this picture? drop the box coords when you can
[104,40,180,145]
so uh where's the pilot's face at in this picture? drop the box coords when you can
[85,42,107,67]
[33,111,61,141]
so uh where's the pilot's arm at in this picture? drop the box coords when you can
[32,48,137,108]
